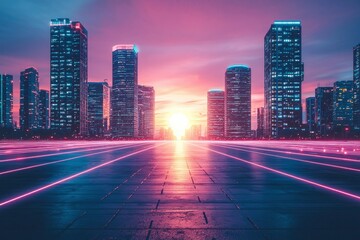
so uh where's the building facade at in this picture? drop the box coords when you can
[38,90,49,130]
[264,20,304,139]
[207,89,225,139]
[306,97,316,133]
[225,65,251,138]
[315,87,333,138]
[354,44,360,136]
[257,107,265,138]
[20,67,39,131]
[111,44,138,138]
[138,85,155,139]
[88,81,110,137]
[50,18,88,136]
[333,80,353,136]
[0,74,13,128]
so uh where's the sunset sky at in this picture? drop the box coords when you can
[1,0,360,133]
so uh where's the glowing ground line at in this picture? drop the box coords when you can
[0,143,147,176]
[215,144,360,173]
[192,143,360,202]
[0,143,164,207]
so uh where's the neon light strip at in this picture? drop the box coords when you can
[191,143,360,202]
[215,144,360,173]
[0,143,146,176]
[0,143,165,207]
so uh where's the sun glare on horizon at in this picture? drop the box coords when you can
[168,113,189,140]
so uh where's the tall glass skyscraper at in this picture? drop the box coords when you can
[138,85,155,139]
[306,97,316,133]
[353,44,360,135]
[225,65,251,139]
[207,89,225,139]
[39,90,50,129]
[0,74,13,128]
[315,87,333,138]
[88,81,110,137]
[333,80,353,136]
[20,67,39,131]
[111,44,138,138]
[50,18,88,136]
[264,20,304,139]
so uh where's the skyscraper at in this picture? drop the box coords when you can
[50,18,88,136]
[39,90,50,129]
[0,74,13,128]
[207,89,225,139]
[306,97,316,133]
[20,67,39,131]
[138,85,155,139]
[353,44,360,135]
[264,20,304,139]
[225,65,251,139]
[257,107,265,138]
[315,87,333,138]
[333,80,353,136]
[111,44,138,138]
[88,81,110,137]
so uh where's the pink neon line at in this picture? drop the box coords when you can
[216,145,360,173]
[222,143,360,163]
[0,143,146,176]
[192,143,360,202]
[0,143,164,207]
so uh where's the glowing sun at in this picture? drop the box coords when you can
[168,113,189,140]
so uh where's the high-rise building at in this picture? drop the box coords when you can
[306,97,316,133]
[257,107,265,138]
[0,74,13,128]
[38,90,49,129]
[138,85,155,139]
[225,65,251,138]
[20,67,39,131]
[50,18,88,136]
[315,87,333,138]
[111,44,138,138]
[353,44,360,135]
[333,80,353,136]
[88,81,110,137]
[207,89,225,139]
[264,20,304,139]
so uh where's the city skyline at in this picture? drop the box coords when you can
[1,0,360,132]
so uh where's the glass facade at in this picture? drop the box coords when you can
[353,44,360,134]
[88,82,110,137]
[0,74,13,128]
[257,107,265,138]
[333,81,353,136]
[138,85,155,139]
[264,21,303,139]
[111,45,138,138]
[306,97,315,133]
[20,67,39,131]
[207,89,225,139]
[50,18,88,136]
[225,65,251,139]
[315,87,333,138]
[39,90,49,129]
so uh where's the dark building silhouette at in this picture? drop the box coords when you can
[20,67,39,131]
[333,80,353,137]
[39,90,49,129]
[88,81,110,137]
[0,74,13,128]
[207,89,225,139]
[264,21,304,139]
[50,18,88,136]
[138,85,155,139]
[354,44,360,136]
[257,107,265,138]
[225,65,251,138]
[111,45,138,138]
[315,87,333,138]
[306,97,316,134]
